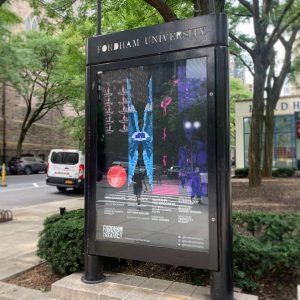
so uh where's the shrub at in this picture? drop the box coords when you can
[234,168,249,178]
[233,212,300,290]
[272,167,295,177]
[37,209,300,292]
[37,209,84,275]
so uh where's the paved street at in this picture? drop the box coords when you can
[0,173,83,209]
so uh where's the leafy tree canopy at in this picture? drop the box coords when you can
[0,4,22,84]
[30,0,195,33]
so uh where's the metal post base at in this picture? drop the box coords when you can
[210,271,234,300]
[82,254,106,284]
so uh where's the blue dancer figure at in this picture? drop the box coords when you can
[127,78,153,189]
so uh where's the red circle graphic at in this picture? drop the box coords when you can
[107,166,127,188]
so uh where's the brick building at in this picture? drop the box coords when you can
[0,0,73,162]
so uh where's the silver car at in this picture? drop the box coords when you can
[9,156,47,175]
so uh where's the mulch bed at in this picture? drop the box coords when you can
[5,263,62,292]
[4,177,300,299]
[232,177,300,212]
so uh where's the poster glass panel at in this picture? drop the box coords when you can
[95,56,209,252]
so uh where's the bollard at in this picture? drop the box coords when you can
[59,207,66,215]
[1,163,7,187]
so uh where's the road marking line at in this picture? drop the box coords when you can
[0,185,50,193]
[33,183,39,187]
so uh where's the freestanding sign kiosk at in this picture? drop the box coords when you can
[84,13,232,299]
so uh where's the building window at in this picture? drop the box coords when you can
[274,115,295,168]
[243,118,251,167]
[25,13,39,31]
[243,115,296,168]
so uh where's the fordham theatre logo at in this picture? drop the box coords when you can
[97,26,207,54]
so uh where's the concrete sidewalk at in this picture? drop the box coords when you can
[0,198,84,281]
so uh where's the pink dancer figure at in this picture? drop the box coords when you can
[162,128,167,141]
[160,96,172,115]
[163,155,167,168]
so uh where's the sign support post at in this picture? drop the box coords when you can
[209,46,233,299]
[83,0,106,283]
[82,66,105,284]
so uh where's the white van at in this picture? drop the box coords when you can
[46,149,85,192]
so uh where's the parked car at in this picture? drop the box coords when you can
[167,165,180,179]
[46,149,85,192]
[8,156,47,175]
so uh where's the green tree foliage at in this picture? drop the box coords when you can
[0,4,24,162]
[55,22,94,149]
[30,0,195,33]
[10,31,71,156]
[0,5,22,84]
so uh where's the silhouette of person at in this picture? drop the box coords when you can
[132,168,147,205]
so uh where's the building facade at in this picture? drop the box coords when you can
[0,0,73,162]
[235,95,300,170]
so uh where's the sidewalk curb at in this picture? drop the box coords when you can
[1,261,45,282]
[0,281,52,300]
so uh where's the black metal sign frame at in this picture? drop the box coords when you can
[85,12,231,285]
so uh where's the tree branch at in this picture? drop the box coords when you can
[230,50,254,77]
[229,32,254,57]
[231,13,252,17]
[239,0,254,15]
[265,48,275,95]
[143,0,178,22]
[193,0,201,16]
[252,0,260,19]
[267,26,298,105]
[33,107,52,123]
[193,0,209,16]
[263,0,271,16]
[277,27,298,82]
[266,0,297,49]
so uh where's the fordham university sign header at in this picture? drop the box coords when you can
[96,26,207,53]
[86,14,227,64]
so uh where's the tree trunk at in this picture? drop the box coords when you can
[143,0,178,21]
[16,130,27,157]
[262,32,296,177]
[262,101,275,177]
[248,61,266,187]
